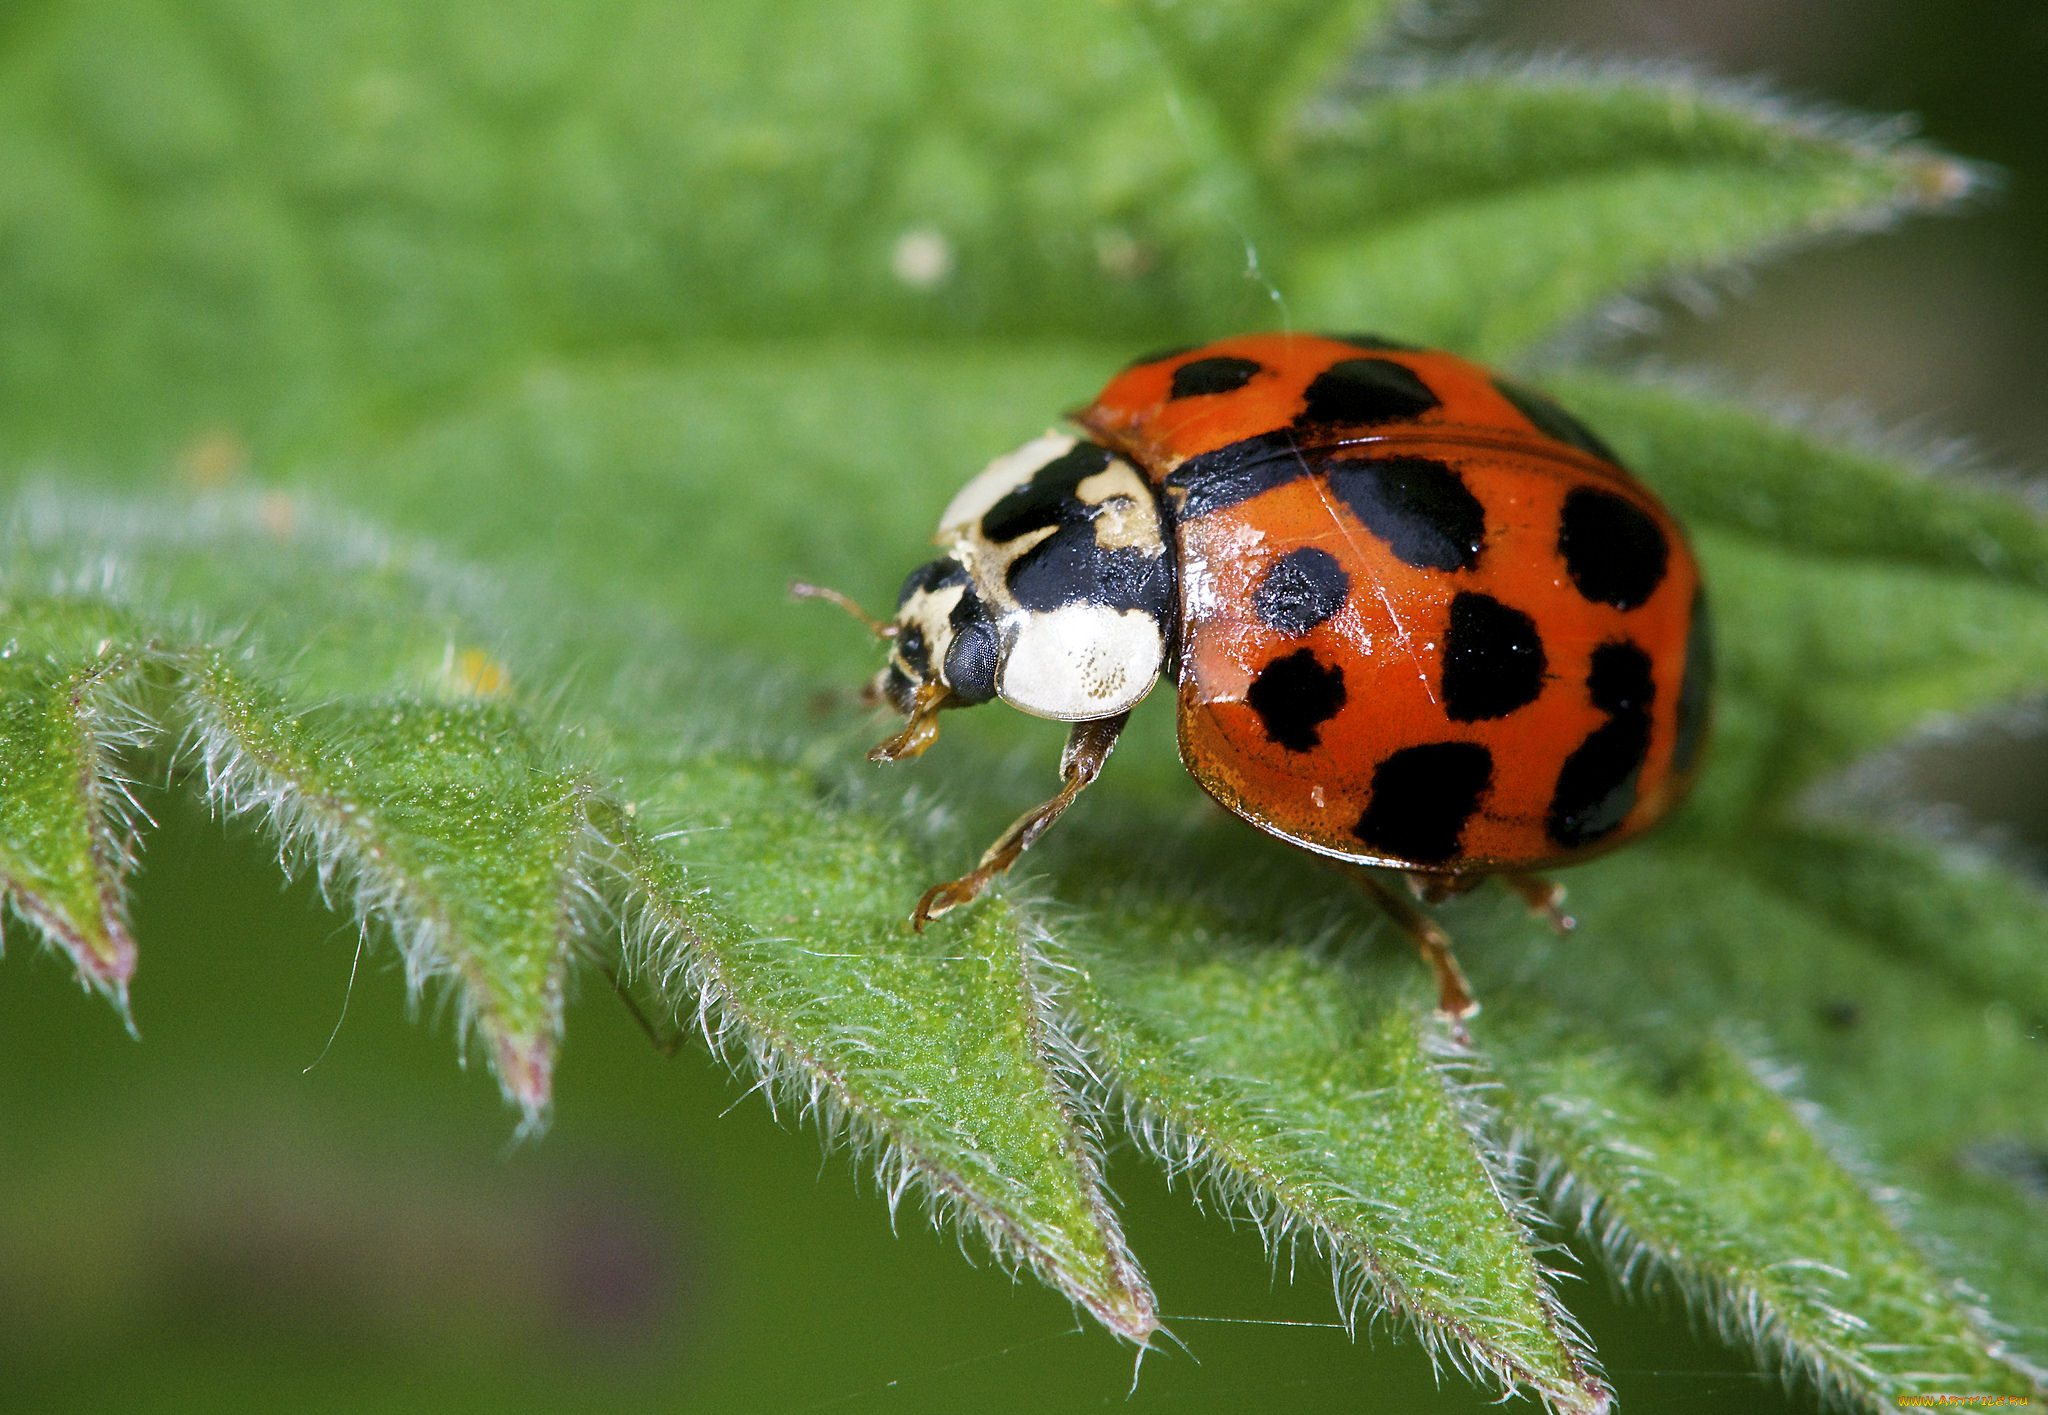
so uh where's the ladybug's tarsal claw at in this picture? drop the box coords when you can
[869,682,951,763]
[911,874,987,930]
[869,713,940,763]
[909,712,1131,928]
[1504,872,1574,935]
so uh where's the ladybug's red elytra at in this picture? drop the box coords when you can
[798,333,1710,1021]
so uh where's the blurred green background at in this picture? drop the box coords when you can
[3,1,2043,1411]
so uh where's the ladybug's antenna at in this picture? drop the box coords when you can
[791,581,897,640]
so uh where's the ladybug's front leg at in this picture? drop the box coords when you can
[911,711,1130,929]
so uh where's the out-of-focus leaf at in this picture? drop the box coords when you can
[1126,0,1408,142]
[1281,67,1972,356]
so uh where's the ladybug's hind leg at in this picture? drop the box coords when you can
[911,711,1130,929]
[1502,872,1576,935]
[1336,864,1478,1029]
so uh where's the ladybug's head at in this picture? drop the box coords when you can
[877,554,1002,719]
[797,431,1177,763]
[790,554,1001,764]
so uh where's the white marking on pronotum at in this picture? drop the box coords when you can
[1074,462,1164,555]
[936,432,1077,541]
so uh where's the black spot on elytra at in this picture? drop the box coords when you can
[1327,332,1423,353]
[1165,430,1303,519]
[1547,639,1655,849]
[1352,742,1493,864]
[1559,487,1669,610]
[1492,377,1621,464]
[1246,649,1347,752]
[1547,718,1651,848]
[1006,522,1175,619]
[1442,592,1547,721]
[1170,356,1266,399]
[897,556,968,607]
[1326,455,1486,572]
[1587,641,1654,715]
[979,441,1115,544]
[1252,548,1349,637]
[1296,357,1440,429]
[1672,589,1712,774]
[943,589,1000,703]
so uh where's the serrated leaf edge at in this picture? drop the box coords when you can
[1286,51,1983,364]
[1505,1039,2048,1412]
[1304,48,1987,192]
[1069,957,1613,1415]
[177,659,588,1130]
[617,844,1159,1340]
[0,646,157,1026]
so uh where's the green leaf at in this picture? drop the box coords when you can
[0,604,151,1014]
[1066,898,1609,1410]
[1126,0,1408,144]
[181,661,593,1125]
[1493,1028,2038,1408]
[1,487,1157,1335]
[617,790,1156,1337]
[1461,847,2048,1411]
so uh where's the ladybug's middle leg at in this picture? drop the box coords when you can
[911,711,1130,929]
[1403,869,1486,905]
[1334,863,1478,1025]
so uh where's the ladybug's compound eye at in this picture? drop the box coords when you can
[941,590,1000,704]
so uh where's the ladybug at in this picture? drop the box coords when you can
[798,333,1710,1019]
